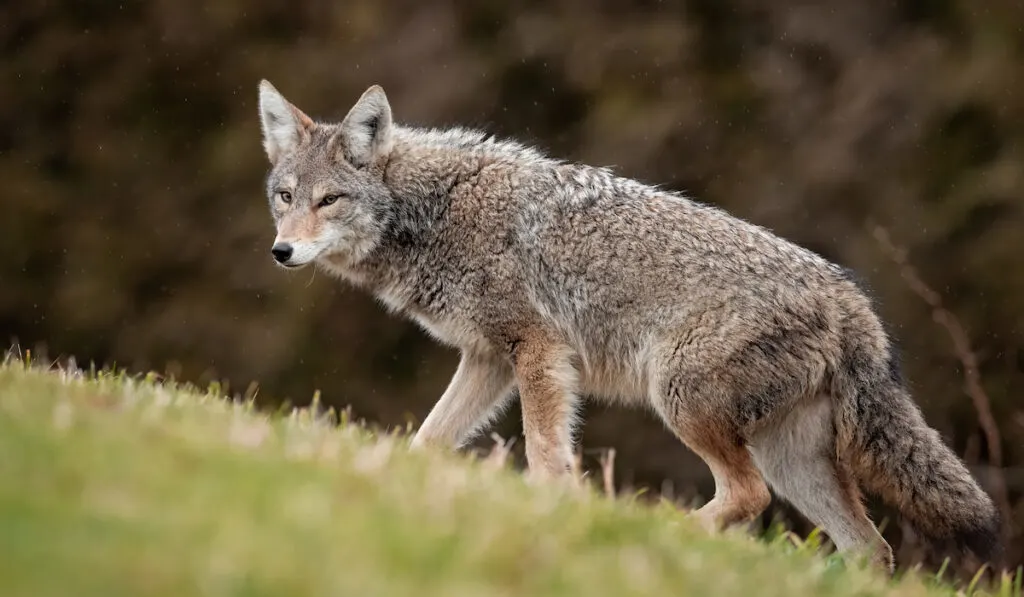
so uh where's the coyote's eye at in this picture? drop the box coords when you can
[318,194,341,207]
[277,191,292,205]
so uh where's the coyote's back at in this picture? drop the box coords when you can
[255,81,1000,572]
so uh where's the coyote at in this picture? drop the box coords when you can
[256,80,999,570]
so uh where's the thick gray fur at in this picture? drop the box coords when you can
[257,81,1000,571]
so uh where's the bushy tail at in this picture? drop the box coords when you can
[832,347,1001,562]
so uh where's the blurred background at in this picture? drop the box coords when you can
[2,0,1022,572]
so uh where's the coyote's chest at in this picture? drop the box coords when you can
[410,309,493,353]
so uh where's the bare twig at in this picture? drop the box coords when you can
[871,225,1011,537]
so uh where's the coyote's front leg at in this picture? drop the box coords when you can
[512,333,579,480]
[410,350,514,450]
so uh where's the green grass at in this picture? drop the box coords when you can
[0,360,1020,597]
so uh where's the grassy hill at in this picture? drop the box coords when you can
[0,359,1019,597]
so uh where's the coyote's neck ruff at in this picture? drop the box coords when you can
[257,81,1000,572]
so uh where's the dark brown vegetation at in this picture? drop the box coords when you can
[1,0,1021,573]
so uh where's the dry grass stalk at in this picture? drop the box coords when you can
[483,433,515,470]
[599,448,617,498]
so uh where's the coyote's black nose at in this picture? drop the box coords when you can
[271,243,293,263]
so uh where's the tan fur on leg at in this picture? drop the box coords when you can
[513,331,579,481]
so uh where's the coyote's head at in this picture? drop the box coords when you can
[257,81,394,269]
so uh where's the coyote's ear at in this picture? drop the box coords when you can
[258,80,314,164]
[338,85,393,168]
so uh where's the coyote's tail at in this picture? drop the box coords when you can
[831,334,1001,562]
